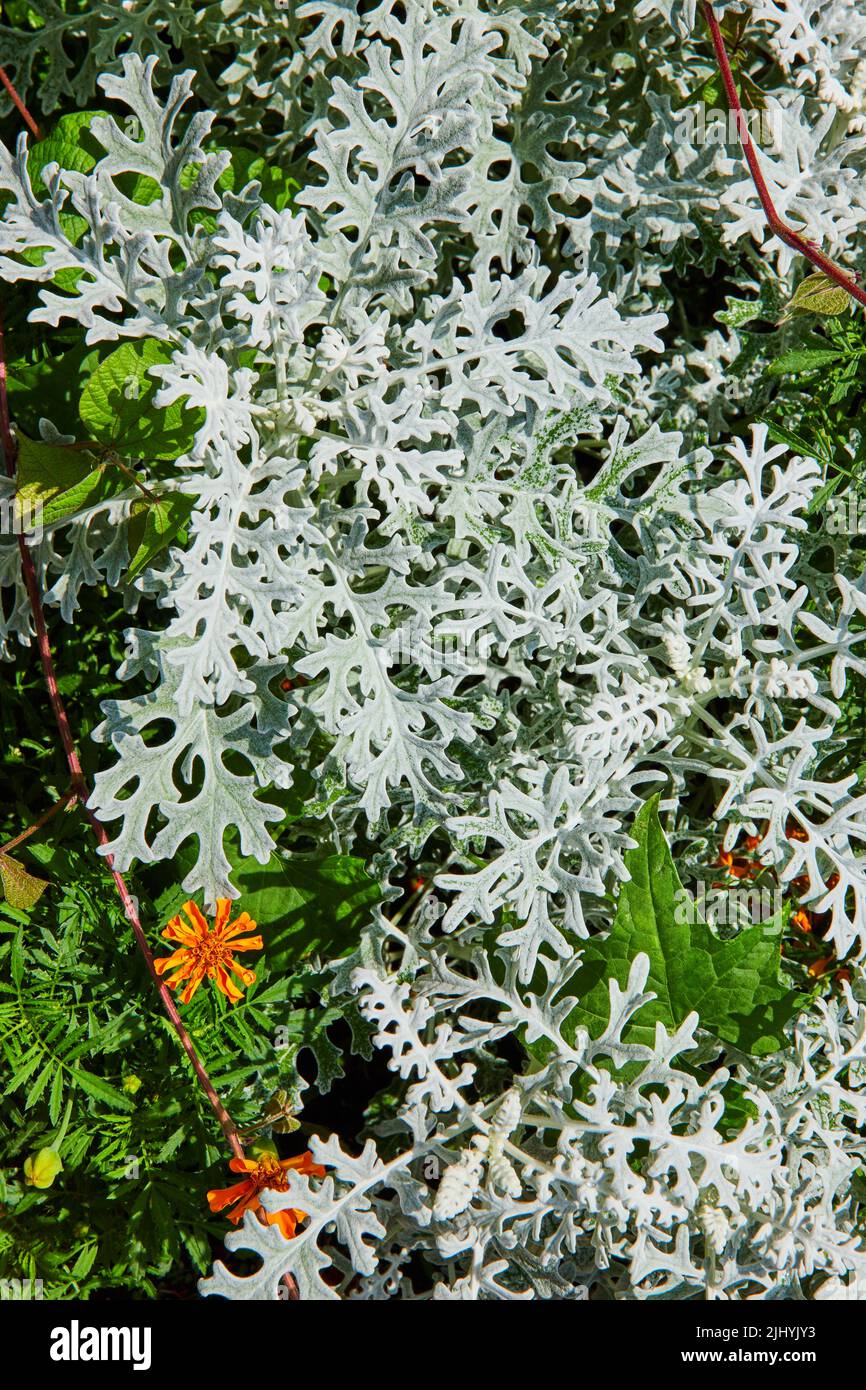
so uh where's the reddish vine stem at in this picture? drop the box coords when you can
[702,0,866,310]
[0,55,303,1302]
[0,788,77,855]
[0,64,41,140]
[0,307,244,1162]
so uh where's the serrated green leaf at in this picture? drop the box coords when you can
[807,472,847,517]
[48,1067,65,1126]
[73,1068,133,1112]
[5,1044,41,1094]
[760,417,833,468]
[79,339,205,460]
[181,1228,212,1273]
[9,930,26,988]
[25,1061,54,1109]
[0,901,32,927]
[554,797,802,1057]
[765,348,846,377]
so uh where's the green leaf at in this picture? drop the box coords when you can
[759,417,833,468]
[259,852,383,966]
[738,71,768,112]
[5,342,101,438]
[125,492,197,580]
[717,280,783,330]
[780,272,854,322]
[72,1067,133,1112]
[48,1067,65,1126]
[25,1061,53,1109]
[71,1243,99,1280]
[9,930,25,989]
[217,147,299,211]
[5,1045,41,1094]
[765,348,846,377]
[14,431,128,529]
[0,853,49,911]
[554,797,802,1057]
[22,112,107,291]
[79,339,205,460]
[27,111,105,196]
[807,472,847,517]
[685,69,726,113]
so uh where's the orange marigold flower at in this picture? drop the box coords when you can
[207,1151,326,1239]
[785,819,809,842]
[792,909,813,934]
[154,899,263,1005]
[714,847,762,881]
[808,954,835,979]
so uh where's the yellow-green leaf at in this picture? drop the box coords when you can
[780,272,854,321]
[14,431,128,529]
[0,853,50,910]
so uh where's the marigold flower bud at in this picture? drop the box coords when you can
[23,1147,63,1189]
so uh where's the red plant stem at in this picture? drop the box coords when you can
[0,64,41,140]
[0,788,77,855]
[0,308,244,1162]
[702,0,866,311]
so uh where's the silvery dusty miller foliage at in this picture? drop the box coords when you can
[2,0,866,1301]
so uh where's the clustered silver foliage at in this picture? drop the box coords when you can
[2,0,866,1299]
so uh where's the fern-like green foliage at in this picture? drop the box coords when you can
[2,0,866,1305]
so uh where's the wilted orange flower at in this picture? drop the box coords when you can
[154,899,263,1004]
[207,1151,326,1238]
